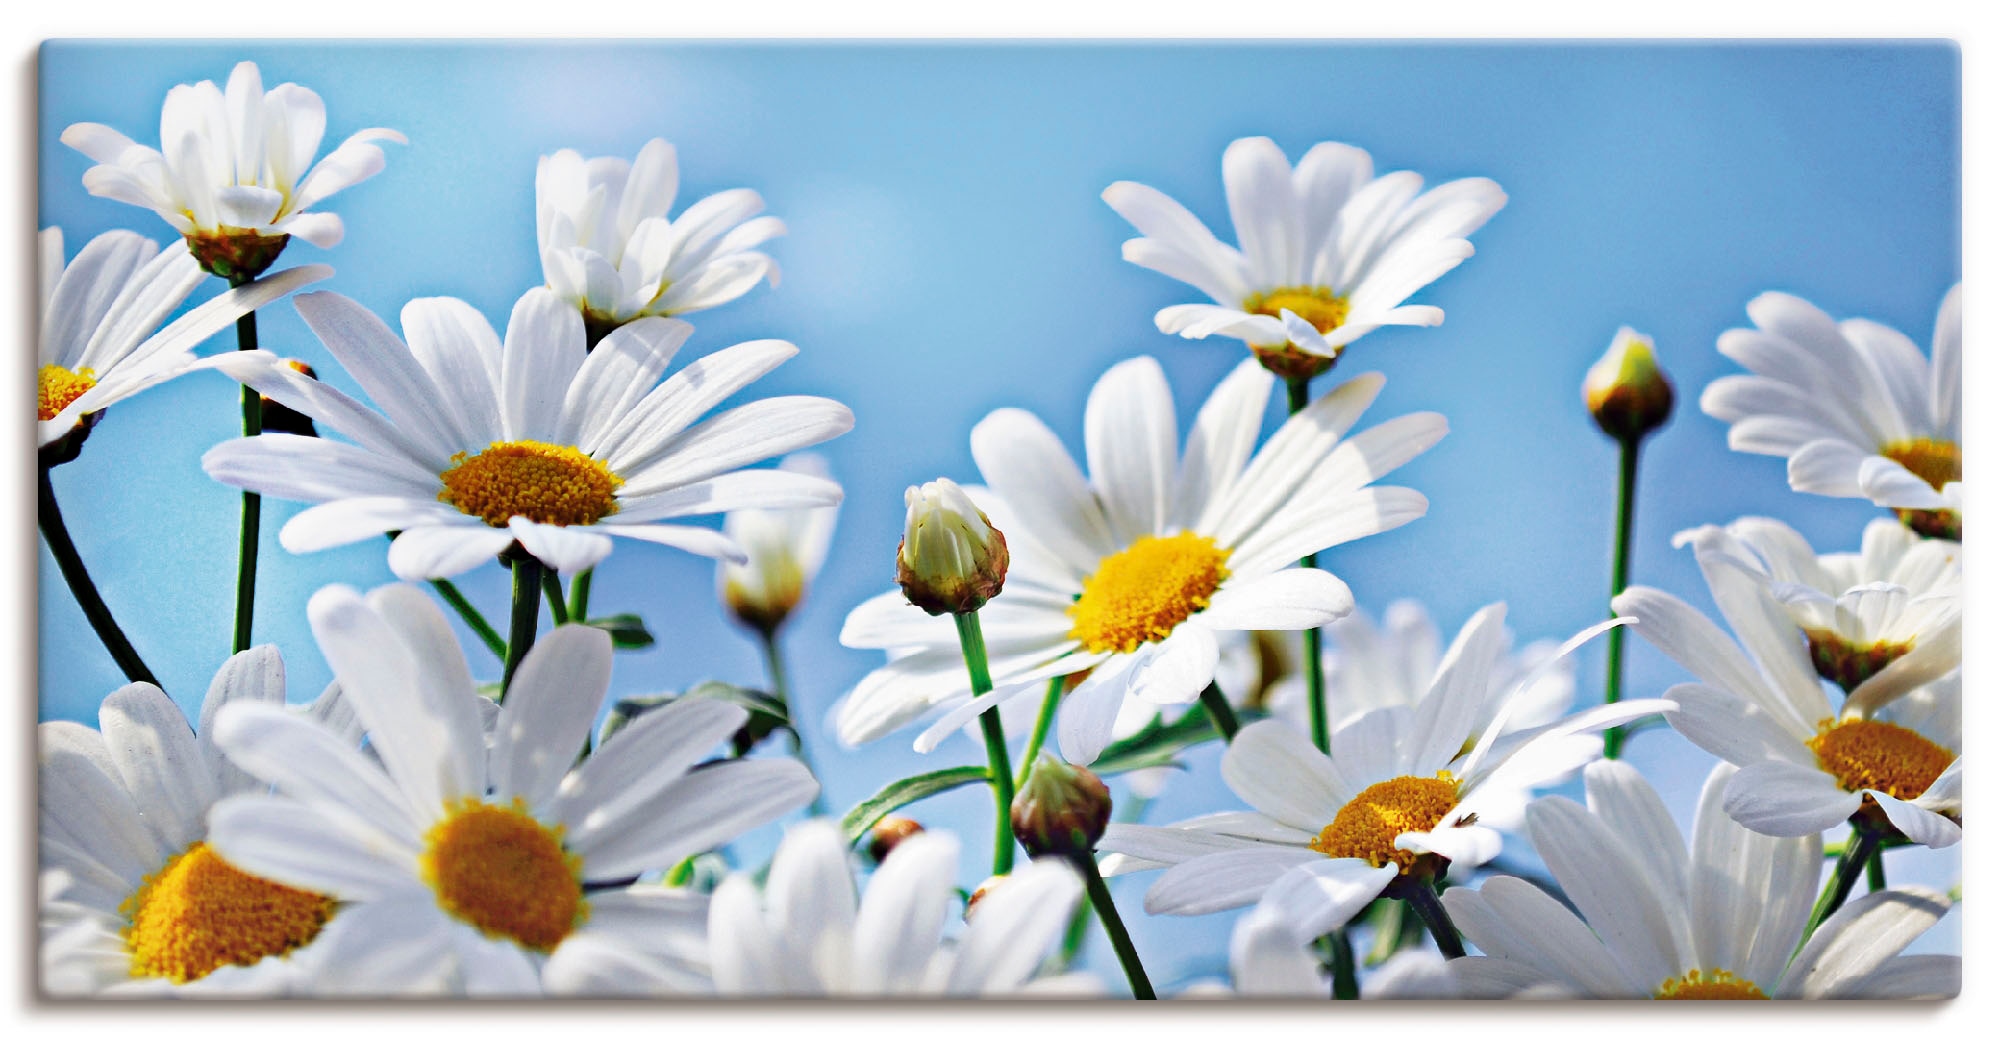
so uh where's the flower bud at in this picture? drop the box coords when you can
[865,816,925,865]
[718,455,837,635]
[259,360,320,438]
[1011,753,1112,861]
[1583,328,1675,442]
[896,478,1008,615]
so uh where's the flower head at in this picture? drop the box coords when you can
[897,477,1010,615]
[1583,327,1675,441]
[1011,754,1113,861]
[717,453,839,634]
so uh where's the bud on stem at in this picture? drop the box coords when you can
[1583,328,1675,442]
[1011,753,1112,862]
[896,478,1009,615]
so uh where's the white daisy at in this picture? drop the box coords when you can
[200,287,852,580]
[37,647,380,996]
[1103,136,1505,378]
[836,355,1447,764]
[1095,611,1665,942]
[716,453,840,634]
[708,820,1091,996]
[60,61,404,277]
[537,138,783,339]
[1182,905,1503,999]
[205,583,818,995]
[36,227,328,455]
[1615,531,1962,849]
[1701,285,1962,539]
[1440,760,1960,999]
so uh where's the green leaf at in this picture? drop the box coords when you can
[584,613,655,649]
[840,766,992,845]
[1091,707,1252,776]
[596,681,793,753]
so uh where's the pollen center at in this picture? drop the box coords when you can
[1655,969,1768,1000]
[1803,629,1914,693]
[438,440,622,528]
[38,365,97,421]
[1067,532,1231,654]
[121,841,334,983]
[1807,718,1953,802]
[1245,286,1350,334]
[1309,774,1460,872]
[420,798,586,952]
[1880,438,1961,491]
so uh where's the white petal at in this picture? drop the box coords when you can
[1255,857,1397,943]
[1778,888,1953,998]
[1722,761,1862,838]
[1221,719,1347,830]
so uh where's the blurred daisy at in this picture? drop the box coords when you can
[61,61,404,279]
[717,454,840,635]
[201,288,850,580]
[37,648,374,996]
[1103,136,1505,378]
[206,584,818,995]
[1441,760,1960,999]
[1702,286,1962,539]
[36,227,327,457]
[1096,611,1664,942]
[709,820,1090,996]
[836,356,1446,763]
[537,138,784,341]
[1176,906,1495,999]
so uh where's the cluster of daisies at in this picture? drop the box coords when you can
[37,62,1959,1000]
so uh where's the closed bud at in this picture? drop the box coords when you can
[260,360,320,438]
[896,478,1008,615]
[1584,328,1675,442]
[718,455,838,635]
[865,816,925,865]
[1011,753,1112,861]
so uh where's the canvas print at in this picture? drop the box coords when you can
[34,41,1960,999]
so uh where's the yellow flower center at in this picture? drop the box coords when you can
[420,798,587,953]
[1308,774,1460,872]
[1655,968,1768,1000]
[120,841,335,984]
[38,364,97,422]
[1803,629,1914,692]
[1066,532,1231,654]
[1245,286,1350,334]
[1806,718,1953,802]
[437,440,623,528]
[1880,438,1961,491]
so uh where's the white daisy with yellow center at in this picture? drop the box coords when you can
[538,138,784,338]
[1440,760,1960,999]
[38,647,370,996]
[200,287,851,580]
[1103,137,1505,376]
[1096,609,1666,943]
[836,356,1446,764]
[716,453,840,634]
[36,227,327,452]
[1702,285,1962,539]
[204,584,819,995]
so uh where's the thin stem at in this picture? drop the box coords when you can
[38,466,158,685]
[1803,826,1883,943]
[231,310,263,654]
[1016,674,1064,782]
[760,629,827,817]
[1198,681,1241,741]
[569,567,594,621]
[541,567,569,625]
[1867,844,1887,892]
[1081,861,1156,999]
[1057,893,1092,968]
[429,579,507,661]
[1603,434,1640,759]
[1403,881,1466,959]
[1322,929,1359,1000]
[954,611,1015,876]
[502,555,544,700]
[1285,374,1334,755]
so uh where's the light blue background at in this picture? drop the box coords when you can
[38,42,1959,990]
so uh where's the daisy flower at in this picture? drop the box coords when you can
[836,355,1446,764]
[537,138,784,340]
[1440,759,1960,999]
[1103,136,1506,378]
[37,647,375,996]
[716,453,840,634]
[60,61,404,280]
[1701,285,1962,539]
[1615,528,1962,849]
[709,820,1090,996]
[1095,610,1665,942]
[200,287,851,580]
[205,584,818,995]
[1182,905,1500,999]
[37,227,328,457]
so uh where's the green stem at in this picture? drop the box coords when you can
[1328,928,1360,1000]
[1803,826,1883,943]
[1081,861,1156,999]
[38,466,159,685]
[541,567,569,625]
[502,555,544,699]
[1286,374,1333,755]
[429,578,507,661]
[1867,845,1887,892]
[1057,893,1092,969]
[569,567,594,621]
[231,310,263,654]
[760,629,827,816]
[1016,675,1064,782]
[1603,434,1640,759]
[1403,881,1466,959]
[954,611,1015,876]
[1198,681,1241,741]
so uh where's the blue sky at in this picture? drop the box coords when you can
[38,41,1959,988]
